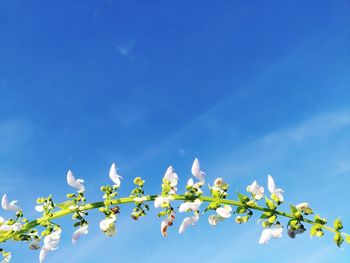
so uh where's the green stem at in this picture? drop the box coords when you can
[0,195,347,243]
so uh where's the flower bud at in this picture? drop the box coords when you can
[334,233,344,247]
[37,198,45,204]
[268,215,277,224]
[333,218,343,231]
[66,194,75,199]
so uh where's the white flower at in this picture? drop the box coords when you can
[216,205,232,218]
[0,222,22,232]
[259,225,283,245]
[191,158,205,183]
[179,215,199,234]
[187,178,194,187]
[35,205,44,213]
[179,199,201,213]
[0,216,4,224]
[208,214,224,226]
[213,178,224,187]
[295,202,313,214]
[133,196,148,203]
[29,239,41,250]
[99,216,116,236]
[67,170,85,192]
[247,180,264,200]
[72,225,89,244]
[163,166,179,187]
[1,194,21,212]
[160,212,175,237]
[109,163,122,187]
[267,175,284,202]
[154,196,174,208]
[1,253,11,263]
[39,229,62,263]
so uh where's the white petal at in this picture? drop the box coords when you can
[267,175,276,194]
[187,178,194,187]
[259,229,272,245]
[1,194,20,212]
[72,225,89,244]
[270,225,283,238]
[208,214,223,226]
[35,205,44,212]
[296,202,309,211]
[39,247,49,263]
[0,216,4,223]
[1,194,8,210]
[67,170,85,192]
[216,205,232,218]
[109,163,122,187]
[179,202,191,213]
[163,166,178,186]
[191,158,205,182]
[179,215,199,234]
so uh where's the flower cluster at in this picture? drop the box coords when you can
[1,158,350,263]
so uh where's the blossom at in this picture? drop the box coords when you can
[160,212,175,237]
[208,214,224,226]
[154,196,174,208]
[0,222,22,232]
[72,225,89,244]
[35,205,44,213]
[179,199,201,213]
[39,229,62,263]
[1,194,21,212]
[247,180,264,200]
[67,170,85,192]
[191,158,205,183]
[259,225,283,245]
[296,202,313,214]
[216,205,232,218]
[163,166,179,187]
[109,163,122,187]
[99,216,116,236]
[267,175,284,202]
[179,215,199,234]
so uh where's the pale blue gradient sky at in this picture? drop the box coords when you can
[1,1,350,262]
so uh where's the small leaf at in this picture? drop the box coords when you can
[56,200,74,209]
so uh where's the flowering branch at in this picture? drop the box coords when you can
[0,158,349,262]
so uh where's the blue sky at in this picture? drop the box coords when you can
[1,0,350,262]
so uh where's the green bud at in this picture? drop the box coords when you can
[268,215,277,224]
[100,186,107,192]
[310,225,324,237]
[208,202,220,210]
[289,219,301,230]
[236,207,246,214]
[157,211,167,217]
[66,194,75,199]
[314,215,327,225]
[235,215,249,224]
[265,197,276,210]
[334,233,344,247]
[237,193,249,204]
[133,177,144,186]
[246,200,257,207]
[36,197,45,204]
[73,222,81,227]
[262,221,271,228]
[294,211,303,220]
[333,218,343,231]
[211,189,220,198]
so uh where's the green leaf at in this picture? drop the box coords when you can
[334,233,344,247]
[265,197,276,210]
[56,200,74,209]
[290,205,298,214]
